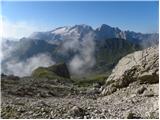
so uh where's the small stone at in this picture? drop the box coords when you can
[126,111,135,119]
[100,115,105,119]
[136,86,146,94]
[17,107,25,113]
[42,112,46,116]
[50,110,54,115]
[45,115,49,118]
[143,89,154,97]
[28,111,33,114]
[101,86,117,96]
[68,106,85,117]
[99,86,104,92]
[84,116,87,119]
[41,108,45,111]
[94,109,98,113]
[102,109,107,113]
[86,115,90,118]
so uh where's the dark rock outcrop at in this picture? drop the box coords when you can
[48,63,70,78]
[32,63,70,79]
[1,73,20,80]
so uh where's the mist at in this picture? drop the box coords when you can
[57,32,96,75]
[4,53,55,77]
[1,31,96,77]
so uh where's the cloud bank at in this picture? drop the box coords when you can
[58,32,96,75]
[4,53,55,77]
[1,22,96,77]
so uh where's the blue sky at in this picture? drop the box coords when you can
[1,1,159,38]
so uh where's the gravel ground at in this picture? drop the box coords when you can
[1,79,159,119]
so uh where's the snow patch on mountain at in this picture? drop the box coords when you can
[51,26,71,34]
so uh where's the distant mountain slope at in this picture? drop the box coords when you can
[2,24,158,77]
[30,24,94,44]
[93,38,140,73]
[3,38,57,61]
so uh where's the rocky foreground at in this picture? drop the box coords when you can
[1,46,159,119]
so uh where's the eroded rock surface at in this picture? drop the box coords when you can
[105,45,159,88]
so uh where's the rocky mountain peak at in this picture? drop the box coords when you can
[97,24,113,31]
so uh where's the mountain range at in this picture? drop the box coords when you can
[30,24,158,47]
[2,24,159,77]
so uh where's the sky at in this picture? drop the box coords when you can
[1,1,159,39]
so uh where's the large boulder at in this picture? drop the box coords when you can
[102,46,158,95]
[32,63,70,79]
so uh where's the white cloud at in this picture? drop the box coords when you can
[62,32,95,75]
[0,17,51,39]
[69,32,96,75]
[5,53,55,77]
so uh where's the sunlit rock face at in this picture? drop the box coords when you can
[105,45,159,89]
